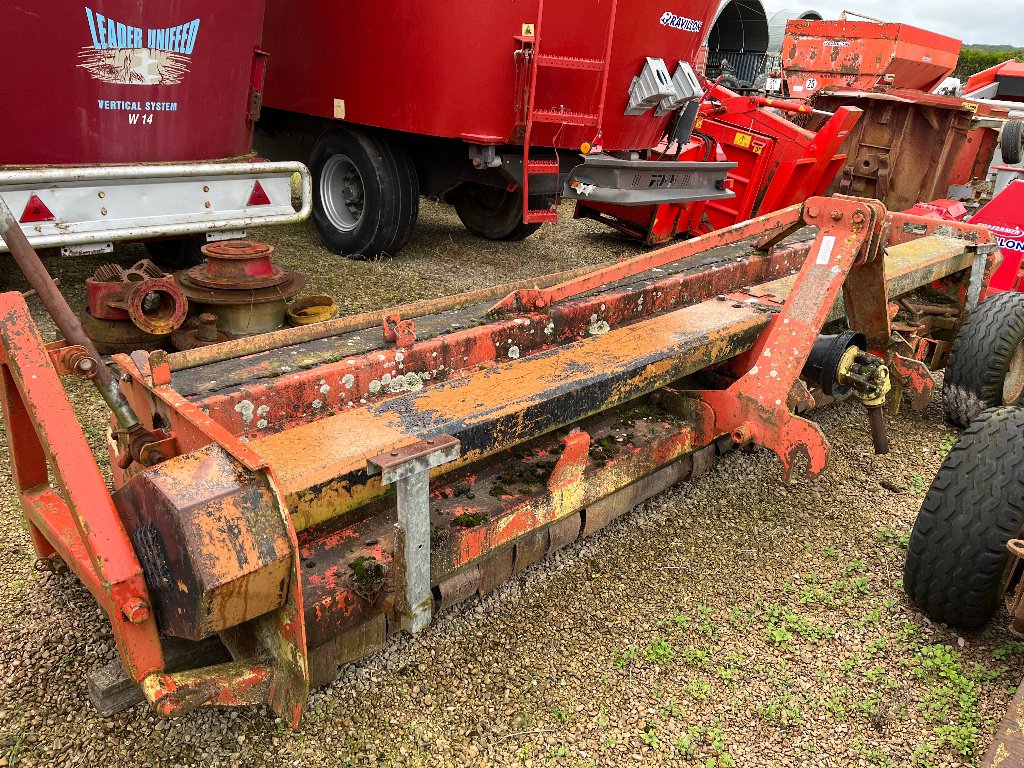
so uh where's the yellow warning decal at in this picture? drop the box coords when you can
[962,101,979,113]
[733,132,752,148]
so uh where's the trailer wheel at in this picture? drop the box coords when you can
[310,127,419,258]
[452,183,545,242]
[943,292,1024,427]
[904,406,1024,628]
[145,237,207,269]
[1002,120,1023,166]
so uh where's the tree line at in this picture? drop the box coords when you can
[955,47,1023,80]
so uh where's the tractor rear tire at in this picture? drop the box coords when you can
[1002,120,1023,165]
[452,183,545,242]
[903,406,1024,629]
[942,291,1024,427]
[310,127,419,258]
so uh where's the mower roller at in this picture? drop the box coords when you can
[0,193,1000,726]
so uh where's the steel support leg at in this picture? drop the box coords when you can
[368,436,460,634]
[396,470,432,632]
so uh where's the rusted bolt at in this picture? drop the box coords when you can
[425,439,434,445]
[100,207,108,216]
[147,449,165,465]
[121,596,151,624]
[98,191,105,199]
[390,451,398,457]
[121,373,132,382]
[731,425,750,444]
[830,210,842,221]
[196,313,219,342]
[851,210,866,224]
[76,357,95,374]
[535,298,546,309]
[807,205,820,218]
[204,201,212,209]
[203,185,210,193]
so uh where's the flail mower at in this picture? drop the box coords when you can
[3,180,1021,727]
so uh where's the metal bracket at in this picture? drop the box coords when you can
[625,57,676,115]
[367,436,461,634]
[664,197,881,481]
[966,245,997,312]
[887,353,935,414]
[547,431,590,492]
[1003,538,1024,638]
[46,342,95,378]
[383,313,416,348]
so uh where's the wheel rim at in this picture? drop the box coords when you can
[320,154,364,232]
[1004,343,1024,404]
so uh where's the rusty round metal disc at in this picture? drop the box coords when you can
[188,240,289,290]
[175,270,306,306]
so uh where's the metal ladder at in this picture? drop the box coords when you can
[520,0,619,223]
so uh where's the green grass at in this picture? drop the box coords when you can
[612,644,637,669]
[644,636,675,664]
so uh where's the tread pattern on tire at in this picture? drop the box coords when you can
[1002,120,1023,166]
[452,183,544,242]
[904,406,1024,628]
[942,291,1024,427]
[310,127,419,258]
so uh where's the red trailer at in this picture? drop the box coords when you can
[775,12,960,99]
[0,1,309,266]
[257,0,736,257]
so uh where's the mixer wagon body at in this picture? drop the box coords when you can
[0,1,309,259]
[256,0,736,256]
[262,0,717,153]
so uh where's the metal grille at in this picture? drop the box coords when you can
[705,51,768,86]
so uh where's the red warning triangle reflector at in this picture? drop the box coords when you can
[247,181,272,206]
[20,194,55,223]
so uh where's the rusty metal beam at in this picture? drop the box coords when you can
[251,298,768,530]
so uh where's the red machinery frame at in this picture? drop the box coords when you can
[575,85,861,243]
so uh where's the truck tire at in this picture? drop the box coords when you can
[452,183,544,242]
[145,237,207,269]
[310,127,419,258]
[1002,120,1023,166]
[942,292,1024,427]
[903,406,1024,629]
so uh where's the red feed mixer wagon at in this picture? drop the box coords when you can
[256,0,739,257]
[0,0,310,267]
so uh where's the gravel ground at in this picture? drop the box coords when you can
[1,202,1023,768]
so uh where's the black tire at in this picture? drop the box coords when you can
[310,127,419,258]
[451,183,545,242]
[942,292,1024,427]
[904,406,1024,628]
[1002,120,1023,166]
[144,236,207,269]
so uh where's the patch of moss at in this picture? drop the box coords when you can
[349,555,386,585]
[452,510,489,527]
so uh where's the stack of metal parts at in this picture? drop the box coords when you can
[171,240,305,350]
[80,259,188,353]
[77,241,307,353]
